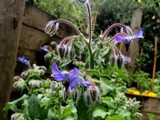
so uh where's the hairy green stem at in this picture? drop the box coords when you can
[89,109,93,120]
[86,3,92,45]
[88,44,94,69]
[59,98,62,120]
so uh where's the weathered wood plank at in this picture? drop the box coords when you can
[0,1,26,120]
[19,25,60,50]
[23,3,77,38]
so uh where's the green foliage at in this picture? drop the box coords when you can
[93,106,107,119]
[146,113,155,120]
[96,0,160,73]
[96,0,137,34]
[32,0,101,33]
[130,71,152,92]
[105,115,123,120]
[154,78,160,96]
[5,1,143,120]
[28,95,41,119]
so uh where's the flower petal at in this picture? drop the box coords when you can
[116,36,128,43]
[83,81,91,87]
[122,55,131,63]
[136,28,143,38]
[18,56,31,67]
[69,77,83,89]
[51,74,65,81]
[40,46,49,52]
[52,62,61,74]
[51,62,65,81]
[130,28,143,41]
[68,67,79,80]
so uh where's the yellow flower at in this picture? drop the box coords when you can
[138,0,141,3]
[141,91,149,96]
[148,92,157,98]
[128,89,140,95]
[128,89,135,94]
[133,91,140,95]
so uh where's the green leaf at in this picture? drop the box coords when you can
[100,78,113,96]
[105,115,123,120]
[102,47,110,57]
[76,96,89,120]
[28,94,41,119]
[3,102,19,114]
[93,106,107,119]
[62,100,77,120]
[47,108,58,120]
[63,107,72,118]
[86,69,101,77]
[147,113,155,120]
[113,66,129,83]
[86,69,110,79]
[39,106,49,120]
[102,97,114,107]
[64,116,75,120]
[3,95,28,114]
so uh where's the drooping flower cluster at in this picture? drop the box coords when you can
[51,62,94,102]
[43,0,144,105]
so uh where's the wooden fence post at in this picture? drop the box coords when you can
[151,37,158,92]
[0,0,25,119]
[128,8,143,72]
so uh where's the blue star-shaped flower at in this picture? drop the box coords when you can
[116,28,144,43]
[51,62,91,89]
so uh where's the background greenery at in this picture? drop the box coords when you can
[31,0,160,76]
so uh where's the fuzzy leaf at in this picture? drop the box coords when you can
[100,79,113,96]
[47,108,58,120]
[102,97,114,107]
[113,66,129,83]
[3,95,28,114]
[105,115,123,120]
[28,94,41,119]
[102,47,110,57]
[86,69,110,79]
[93,106,107,119]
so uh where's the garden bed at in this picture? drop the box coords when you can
[126,93,160,120]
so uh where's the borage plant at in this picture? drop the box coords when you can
[4,0,143,120]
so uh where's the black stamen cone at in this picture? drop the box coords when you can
[125,43,130,52]
[64,82,70,92]
[64,91,70,101]
[72,90,78,102]
[117,56,123,69]
[86,95,91,106]
[90,90,97,102]
[110,58,115,67]
[58,47,66,59]
[70,51,75,60]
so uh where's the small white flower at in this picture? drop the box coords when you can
[11,113,26,120]
[13,78,26,89]
[28,80,43,88]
